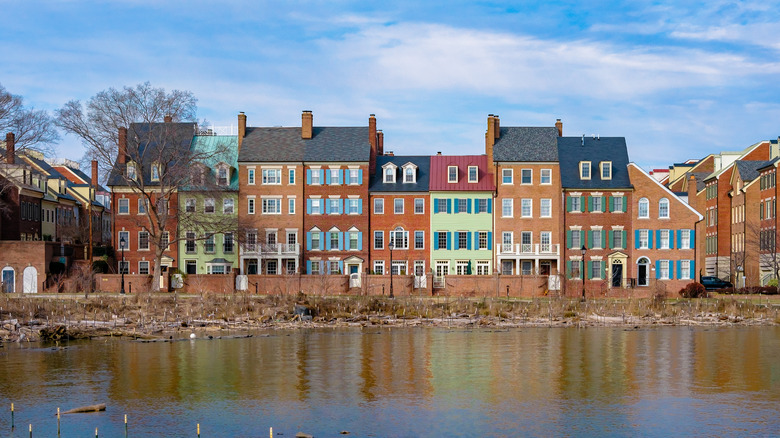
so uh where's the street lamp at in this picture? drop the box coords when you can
[388,240,395,299]
[120,236,127,294]
[580,245,587,301]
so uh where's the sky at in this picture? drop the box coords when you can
[2,0,780,170]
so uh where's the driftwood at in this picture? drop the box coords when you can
[60,404,106,414]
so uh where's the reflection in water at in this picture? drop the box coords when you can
[0,327,778,437]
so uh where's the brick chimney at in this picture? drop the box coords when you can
[5,132,14,164]
[238,112,247,152]
[118,127,127,165]
[493,115,500,140]
[302,110,313,139]
[555,118,563,136]
[369,114,377,174]
[377,130,384,156]
[687,174,698,211]
[92,160,98,189]
[164,114,173,123]
[485,115,495,164]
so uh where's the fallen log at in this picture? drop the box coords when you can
[60,404,106,414]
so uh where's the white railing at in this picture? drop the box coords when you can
[243,243,300,255]
[197,125,238,136]
[496,243,559,256]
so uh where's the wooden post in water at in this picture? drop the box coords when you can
[197,423,200,437]
[95,427,98,438]
[29,423,32,438]
[125,414,128,437]
[57,407,60,435]
[11,403,14,429]
[270,427,273,438]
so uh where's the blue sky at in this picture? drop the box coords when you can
[2,0,780,170]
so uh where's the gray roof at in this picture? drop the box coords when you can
[688,172,710,192]
[736,160,773,183]
[557,136,632,189]
[493,127,559,162]
[239,126,370,163]
[369,155,431,192]
[756,157,778,172]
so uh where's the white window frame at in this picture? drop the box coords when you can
[262,168,282,185]
[638,198,649,218]
[540,169,552,185]
[414,198,424,214]
[288,198,296,214]
[639,229,649,249]
[659,260,670,280]
[680,229,691,249]
[310,198,322,215]
[383,165,396,183]
[262,198,282,215]
[403,166,416,183]
[248,198,255,215]
[347,199,359,215]
[600,161,612,180]
[374,231,384,250]
[118,198,129,215]
[540,198,551,218]
[374,198,384,214]
[138,231,149,250]
[660,229,670,249]
[118,231,130,250]
[204,198,215,214]
[414,231,424,249]
[580,161,591,180]
[521,199,532,218]
[223,198,234,214]
[521,168,532,184]
[681,260,691,280]
[659,198,670,219]
[448,166,458,183]
[502,168,513,184]
[476,261,490,275]
[138,261,150,275]
[185,198,196,213]
[310,169,321,185]
[247,168,256,185]
[374,260,385,275]
[348,168,359,185]
[468,166,478,183]
[394,198,404,214]
[288,168,296,185]
[502,199,513,218]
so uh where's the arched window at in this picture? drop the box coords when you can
[390,226,409,249]
[384,167,395,183]
[405,167,415,183]
[638,198,649,218]
[636,257,650,287]
[659,198,669,218]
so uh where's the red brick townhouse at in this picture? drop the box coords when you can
[368,154,431,279]
[108,120,195,279]
[757,158,779,285]
[558,135,633,295]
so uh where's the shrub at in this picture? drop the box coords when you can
[757,286,779,295]
[679,282,707,298]
[92,260,109,274]
[768,278,778,287]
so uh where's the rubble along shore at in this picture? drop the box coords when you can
[1,293,778,343]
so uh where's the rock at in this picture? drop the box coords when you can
[295,433,313,438]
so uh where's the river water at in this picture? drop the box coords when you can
[0,327,778,437]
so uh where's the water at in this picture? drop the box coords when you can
[0,327,778,437]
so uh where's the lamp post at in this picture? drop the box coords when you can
[580,245,587,301]
[388,240,395,299]
[120,236,127,294]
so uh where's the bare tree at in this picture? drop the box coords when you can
[56,82,237,291]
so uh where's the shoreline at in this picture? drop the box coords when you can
[1,293,778,342]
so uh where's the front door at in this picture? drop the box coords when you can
[611,263,623,288]
[638,263,648,286]
[23,267,37,293]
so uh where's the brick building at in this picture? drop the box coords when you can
[757,159,778,285]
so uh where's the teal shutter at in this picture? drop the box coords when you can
[447,199,452,213]
[608,230,613,249]
[487,232,492,250]
[306,260,312,274]
[453,233,459,250]
[648,230,654,249]
[466,232,472,250]
[339,232,344,250]
[601,262,606,279]
[588,230,594,249]
[622,196,627,212]
[453,198,459,213]
[601,196,607,212]
[307,232,312,250]
[357,232,363,250]
[691,260,695,280]
[677,260,681,279]
[656,230,661,249]
[487,199,492,213]
[601,231,606,249]
[609,196,614,212]
[635,230,640,249]
[567,230,572,249]
[467,199,472,213]
[622,231,627,249]
[446,232,452,250]
[567,196,572,212]
[587,261,593,279]
[320,169,325,183]
[306,170,312,185]
[669,230,674,249]
[358,169,363,184]
[434,233,439,250]
[338,261,344,274]
[474,232,479,249]
[581,230,586,249]
[566,261,572,278]
[655,260,660,279]
[690,230,695,248]
[434,199,439,213]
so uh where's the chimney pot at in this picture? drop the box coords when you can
[302,110,313,139]
[91,160,98,188]
[437,151,442,155]
[5,132,15,164]
[494,115,500,140]
[164,114,172,123]
[377,130,384,156]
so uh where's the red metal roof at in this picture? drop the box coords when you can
[53,166,86,185]
[429,155,495,191]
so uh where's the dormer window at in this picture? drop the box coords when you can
[600,161,612,180]
[382,163,397,183]
[579,161,591,180]
[448,166,458,183]
[127,162,137,180]
[402,162,418,184]
[218,166,229,186]
[468,166,478,183]
[151,163,160,182]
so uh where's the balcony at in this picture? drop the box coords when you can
[497,243,559,257]
[243,243,300,257]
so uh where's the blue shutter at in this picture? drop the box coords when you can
[690,230,695,249]
[467,199,472,213]
[307,199,312,215]
[487,198,492,213]
[655,230,661,249]
[453,233,459,250]
[306,260,312,274]
[357,232,363,250]
[690,260,695,280]
[677,260,681,280]
[358,199,363,214]
[307,232,312,250]
[677,230,682,249]
[669,230,674,249]
[339,169,344,185]
[338,261,344,274]
[447,199,452,213]
[467,232,472,250]
[434,199,439,214]
[635,230,640,249]
[434,232,439,250]
[453,198,459,214]
[339,199,344,215]
[325,233,331,250]
[326,170,331,185]
[325,200,331,214]
[306,169,312,185]
[358,169,363,184]
[339,232,344,250]
[655,260,660,279]
[446,232,452,250]
[474,232,479,249]
[648,230,654,249]
[487,232,492,250]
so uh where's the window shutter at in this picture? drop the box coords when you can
[677,260,681,280]
[467,199,472,214]
[474,232,480,250]
[339,232,344,250]
[622,231,627,249]
[588,196,593,212]
[306,260,312,274]
[358,199,363,214]
[669,230,674,249]
[677,230,682,249]
[306,199,312,215]
[566,196,572,212]
[434,233,439,250]
[566,261,572,277]
[635,230,640,249]
[338,261,344,274]
[487,198,492,213]
[690,230,695,248]
[487,232,492,250]
[609,196,614,212]
[648,230,654,249]
[358,169,363,184]
[453,233,459,250]
[446,232,452,250]
[690,260,695,280]
[307,232,312,250]
[601,262,606,279]
[325,234,331,250]
[567,230,572,249]
[588,230,594,249]
[622,196,627,212]
[601,196,607,212]
[656,230,661,249]
[608,230,613,249]
[587,261,592,279]
[325,201,331,215]
[339,199,344,215]
[357,232,363,250]
[306,170,312,185]
[453,198,459,213]
[320,169,325,183]
[581,230,586,248]
[467,232,472,250]
[655,260,660,278]
[447,199,452,213]
[326,171,331,185]
[339,169,344,185]
[601,231,606,249]
[434,199,439,214]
